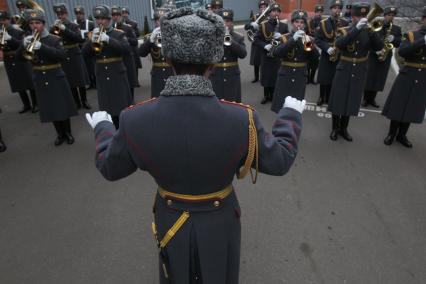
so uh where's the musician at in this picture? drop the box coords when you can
[82,5,132,129]
[327,3,383,142]
[0,10,37,113]
[254,3,289,104]
[86,8,305,283]
[205,3,213,12]
[111,5,138,100]
[245,0,268,83]
[382,6,426,148]
[363,6,401,108]
[18,9,77,146]
[139,10,173,98]
[306,4,324,84]
[14,0,31,35]
[271,10,319,113]
[315,0,349,106]
[122,6,142,87]
[74,5,96,90]
[211,0,223,12]
[210,9,247,102]
[344,4,352,22]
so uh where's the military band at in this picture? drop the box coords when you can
[306,4,323,85]
[122,6,142,86]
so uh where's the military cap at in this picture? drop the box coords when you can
[53,3,68,14]
[205,3,212,9]
[154,9,167,21]
[423,6,426,17]
[15,0,29,9]
[121,7,130,14]
[111,5,122,15]
[259,0,268,8]
[383,6,398,16]
[0,10,11,20]
[351,2,370,17]
[26,9,45,22]
[161,7,224,64]
[74,5,85,14]
[291,10,307,22]
[93,5,111,19]
[218,8,234,21]
[211,0,223,8]
[330,0,344,9]
[315,4,324,12]
[270,3,282,12]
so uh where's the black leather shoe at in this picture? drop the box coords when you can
[383,134,395,145]
[54,136,65,146]
[370,100,380,108]
[19,106,31,114]
[329,130,339,141]
[82,101,92,110]
[261,96,268,104]
[396,135,412,148]
[316,97,324,106]
[0,140,6,152]
[65,133,75,145]
[251,78,259,83]
[31,105,39,113]
[339,130,353,141]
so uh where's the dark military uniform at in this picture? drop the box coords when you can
[305,5,323,84]
[92,75,302,284]
[381,26,426,147]
[271,32,319,113]
[122,7,143,73]
[245,12,262,82]
[328,21,383,141]
[253,17,289,102]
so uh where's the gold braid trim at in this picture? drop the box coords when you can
[237,108,258,184]
[321,19,334,39]
[407,31,414,43]
[261,21,273,40]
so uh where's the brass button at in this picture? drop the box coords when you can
[419,69,421,72]
[293,69,296,72]
[167,199,173,206]
[162,68,165,71]
[351,74,355,77]
[213,200,220,207]
[12,63,15,66]
[291,79,295,82]
[353,63,356,66]
[66,57,70,61]
[106,77,110,80]
[224,68,227,71]
[42,71,46,75]
[105,66,108,70]
[415,80,418,84]
[45,82,49,85]
[224,79,227,82]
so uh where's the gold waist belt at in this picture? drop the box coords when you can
[96,57,123,64]
[214,62,239,68]
[281,61,307,68]
[153,62,171,68]
[340,55,368,63]
[32,63,61,71]
[3,51,17,56]
[404,62,426,69]
[63,43,79,49]
[158,185,233,202]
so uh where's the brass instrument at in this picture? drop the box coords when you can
[247,4,272,42]
[23,30,40,61]
[377,21,394,61]
[224,27,232,46]
[0,25,6,50]
[52,20,62,35]
[154,32,162,48]
[328,14,342,62]
[13,0,45,27]
[299,27,313,52]
[366,3,384,32]
[92,25,105,55]
[271,17,280,47]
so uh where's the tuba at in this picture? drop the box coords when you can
[23,30,40,61]
[366,3,384,32]
[92,25,105,55]
[0,25,6,50]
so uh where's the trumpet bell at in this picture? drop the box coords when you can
[224,35,232,46]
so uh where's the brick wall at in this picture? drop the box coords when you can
[0,0,9,10]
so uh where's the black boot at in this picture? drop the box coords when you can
[396,122,412,148]
[18,91,31,114]
[317,85,325,106]
[252,66,259,83]
[0,129,6,153]
[29,90,38,113]
[53,121,66,146]
[330,115,339,141]
[384,120,399,145]
[325,85,331,104]
[339,116,353,142]
[261,88,269,104]
[71,88,82,109]
[63,119,74,145]
[79,87,91,109]
[269,87,274,102]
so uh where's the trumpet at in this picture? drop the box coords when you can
[298,28,313,52]
[0,25,6,50]
[366,3,384,32]
[52,20,62,35]
[154,32,162,48]
[92,25,105,55]
[247,4,272,42]
[224,27,232,46]
[23,30,41,61]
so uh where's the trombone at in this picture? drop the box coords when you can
[247,4,272,42]
[92,25,105,55]
[0,25,6,50]
[224,27,232,46]
[23,30,41,61]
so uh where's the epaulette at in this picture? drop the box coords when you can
[126,97,157,110]
[320,18,333,39]
[407,31,414,43]
[219,99,254,110]
[114,28,124,33]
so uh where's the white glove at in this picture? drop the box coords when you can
[293,30,305,41]
[54,20,65,31]
[283,96,306,114]
[150,27,161,43]
[12,24,20,30]
[264,44,272,51]
[250,22,259,30]
[33,41,41,50]
[386,34,394,42]
[100,33,109,43]
[91,28,99,42]
[85,111,113,129]
[3,31,12,41]
[327,47,335,55]
[356,18,368,30]
[23,35,32,47]
[273,32,282,39]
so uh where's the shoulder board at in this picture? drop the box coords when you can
[114,28,124,33]
[219,99,254,110]
[126,97,157,110]
[407,31,414,43]
[320,19,334,39]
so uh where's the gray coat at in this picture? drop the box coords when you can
[245,13,262,66]
[271,32,319,113]
[18,32,77,123]
[92,74,302,284]
[114,23,138,88]
[3,25,34,92]
[210,30,247,103]
[51,19,88,88]
[82,28,132,116]
[382,27,426,123]
[253,19,289,88]
[328,26,383,116]
[364,22,402,92]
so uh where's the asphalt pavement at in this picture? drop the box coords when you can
[1,34,425,284]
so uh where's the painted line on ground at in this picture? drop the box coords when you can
[305,102,382,114]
